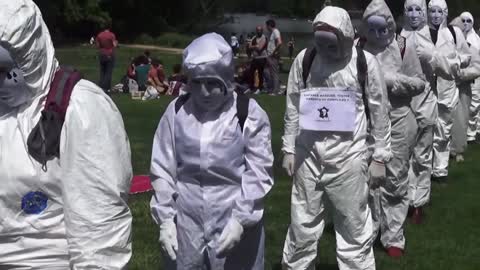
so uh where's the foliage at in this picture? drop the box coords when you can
[35,0,480,42]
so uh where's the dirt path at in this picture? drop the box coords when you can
[122,44,294,61]
[122,44,184,54]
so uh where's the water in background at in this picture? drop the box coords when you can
[214,13,363,56]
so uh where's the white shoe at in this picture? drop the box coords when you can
[456,155,464,163]
[254,89,262,95]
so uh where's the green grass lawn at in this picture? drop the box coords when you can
[56,45,480,270]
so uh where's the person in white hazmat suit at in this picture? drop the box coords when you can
[401,0,460,224]
[150,33,274,270]
[451,13,480,161]
[281,6,392,270]
[360,0,425,258]
[460,12,480,144]
[0,0,133,269]
[428,0,471,183]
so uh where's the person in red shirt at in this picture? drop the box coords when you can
[96,22,118,93]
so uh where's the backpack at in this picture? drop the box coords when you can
[430,26,457,45]
[27,67,82,170]
[174,93,250,132]
[301,46,370,120]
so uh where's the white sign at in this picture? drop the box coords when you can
[299,87,357,132]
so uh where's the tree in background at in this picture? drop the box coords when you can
[33,0,480,42]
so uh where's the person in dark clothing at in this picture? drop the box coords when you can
[96,22,118,93]
[249,26,268,93]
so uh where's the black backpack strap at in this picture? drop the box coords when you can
[236,94,250,132]
[175,93,191,113]
[302,47,317,88]
[355,46,370,121]
[448,25,457,45]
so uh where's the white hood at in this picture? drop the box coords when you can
[461,12,480,50]
[183,33,235,93]
[312,6,355,60]
[0,0,58,108]
[427,0,448,29]
[404,0,428,31]
[361,0,396,46]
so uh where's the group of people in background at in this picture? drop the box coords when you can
[123,51,187,100]
[233,20,286,95]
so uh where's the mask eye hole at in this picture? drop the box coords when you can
[408,7,414,12]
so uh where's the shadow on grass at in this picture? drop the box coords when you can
[272,262,338,270]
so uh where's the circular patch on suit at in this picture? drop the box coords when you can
[21,191,48,214]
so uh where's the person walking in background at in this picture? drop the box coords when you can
[96,21,118,93]
[288,36,295,59]
[231,32,240,57]
[250,26,268,94]
[266,19,283,95]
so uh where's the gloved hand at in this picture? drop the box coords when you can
[159,219,178,261]
[369,160,386,188]
[282,153,295,177]
[407,76,426,96]
[461,55,472,69]
[416,40,435,64]
[216,218,244,257]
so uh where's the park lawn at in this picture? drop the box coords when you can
[56,46,480,270]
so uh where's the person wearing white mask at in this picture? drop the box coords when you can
[0,0,133,269]
[428,0,471,183]
[460,12,480,145]
[150,33,274,270]
[281,6,392,270]
[360,0,425,258]
[401,0,460,224]
[451,13,480,162]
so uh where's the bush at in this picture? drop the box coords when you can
[155,33,194,49]
[135,33,155,45]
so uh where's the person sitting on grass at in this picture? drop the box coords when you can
[167,64,187,96]
[143,59,169,100]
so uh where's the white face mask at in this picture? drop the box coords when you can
[429,6,445,27]
[0,46,30,108]
[189,77,228,112]
[314,30,342,60]
[366,15,391,48]
[462,16,474,33]
[406,5,425,29]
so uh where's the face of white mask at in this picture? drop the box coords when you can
[429,6,445,27]
[190,78,228,112]
[406,5,425,29]
[366,15,391,48]
[0,46,30,108]
[462,16,474,33]
[314,30,342,60]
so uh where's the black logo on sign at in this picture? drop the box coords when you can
[318,107,329,119]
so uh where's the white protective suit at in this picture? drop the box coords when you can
[281,7,392,270]
[0,1,133,269]
[401,0,459,208]
[451,14,480,157]
[150,33,274,270]
[428,0,470,178]
[461,12,480,142]
[362,0,423,250]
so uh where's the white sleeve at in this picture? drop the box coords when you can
[232,100,274,227]
[60,82,132,269]
[281,50,305,154]
[365,55,393,163]
[150,102,178,225]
